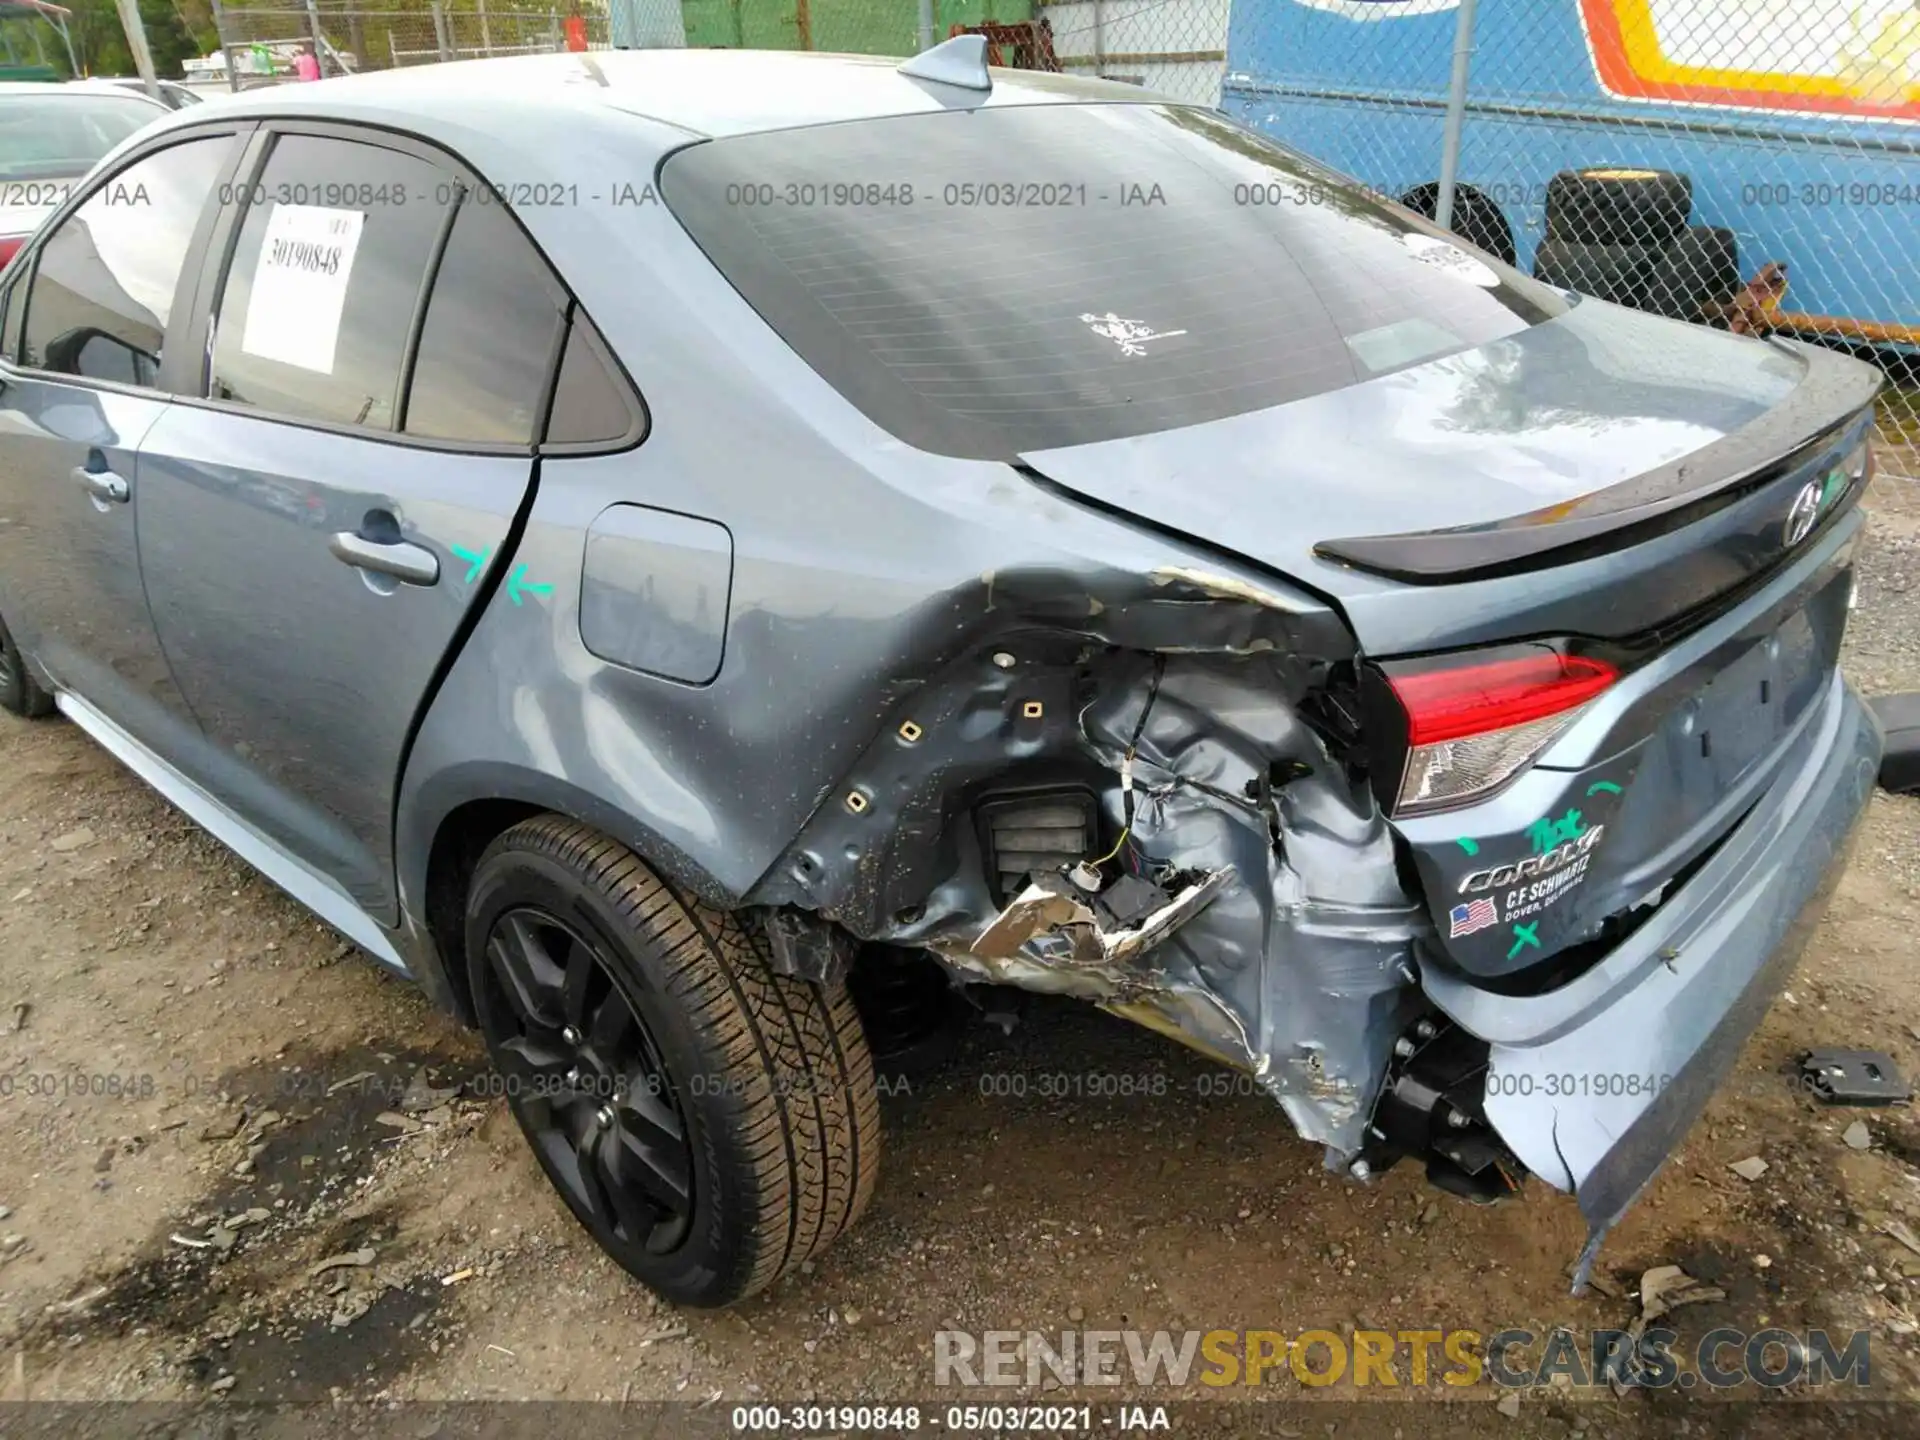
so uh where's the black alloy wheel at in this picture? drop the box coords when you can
[464,816,882,1307]
[479,907,695,1255]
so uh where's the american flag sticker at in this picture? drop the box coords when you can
[1450,897,1499,937]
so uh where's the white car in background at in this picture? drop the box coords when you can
[69,76,208,111]
[0,82,170,271]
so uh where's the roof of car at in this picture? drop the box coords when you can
[0,80,167,102]
[200,49,1171,139]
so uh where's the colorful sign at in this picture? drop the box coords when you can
[1578,0,1920,118]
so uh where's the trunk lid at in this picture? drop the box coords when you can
[1020,300,1882,978]
[1019,301,1876,653]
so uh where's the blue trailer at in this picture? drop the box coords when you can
[1221,0,1920,349]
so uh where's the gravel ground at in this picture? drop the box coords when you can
[0,408,1917,1437]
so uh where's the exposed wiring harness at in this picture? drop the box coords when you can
[1085,656,1165,867]
[1078,654,1282,880]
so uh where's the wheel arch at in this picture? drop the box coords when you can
[400,762,741,1025]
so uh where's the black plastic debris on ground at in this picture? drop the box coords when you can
[1798,1047,1913,1106]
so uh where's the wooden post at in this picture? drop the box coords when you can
[111,0,161,96]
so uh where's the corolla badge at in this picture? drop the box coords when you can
[1783,479,1824,547]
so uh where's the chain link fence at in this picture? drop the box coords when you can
[201,1,614,85]
[1220,0,1919,436]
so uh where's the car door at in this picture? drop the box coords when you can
[135,125,567,922]
[0,128,244,752]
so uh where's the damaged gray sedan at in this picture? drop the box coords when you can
[0,42,1883,1307]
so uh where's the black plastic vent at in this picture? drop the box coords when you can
[977,789,1096,902]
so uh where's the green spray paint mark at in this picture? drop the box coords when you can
[1507,923,1541,960]
[450,543,491,585]
[1586,781,1623,797]
[1525,809,1585,855]
[506,565,554,607]
[1821,467,1848,509]
[1455,838,1480,857]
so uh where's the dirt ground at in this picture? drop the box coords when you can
[2,422,1920,1436]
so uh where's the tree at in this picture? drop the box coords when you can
[140,0,200,74]
[63,0,206,77]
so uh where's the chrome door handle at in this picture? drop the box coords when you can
[329,531,440,586]
[70,465,129,504]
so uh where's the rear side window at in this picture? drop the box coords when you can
[20,135,232,387]
[661,105,1566,461]
[210,135,447,431]
[403,195,565,445]
[544,314,640,447]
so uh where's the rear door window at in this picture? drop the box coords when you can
[19,134,233,387]
[209,134,448,431]
[402,195,565,445]
[661,105,1567,461]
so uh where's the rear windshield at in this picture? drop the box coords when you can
[0,93,160,183]
[660,104,1567,461]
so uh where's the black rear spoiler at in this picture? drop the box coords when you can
[1313,346,1884,584]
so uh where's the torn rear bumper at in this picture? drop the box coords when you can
[1423,672,1880,1264]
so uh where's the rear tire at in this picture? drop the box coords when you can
[0,613,54,719]
[464,815,881,1308]
[1545,167,1692,247]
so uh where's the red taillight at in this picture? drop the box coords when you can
[1378,648,1621,815]
[0,235,24,273]
[1390,653,1618,745]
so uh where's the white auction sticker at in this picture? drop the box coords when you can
[1403,232,1501,288]
[239,203,365,374]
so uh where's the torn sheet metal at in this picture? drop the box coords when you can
[761,629,1428,1159]
[1147,566,1302,613]
[925,652,1428,1153]
[970,868,1232,969]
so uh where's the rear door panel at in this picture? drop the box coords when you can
[134,125,557,921]
[135,412,535,917]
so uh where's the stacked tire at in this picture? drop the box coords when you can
[1399,182,1517,267]
[1534,168,1738,323]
